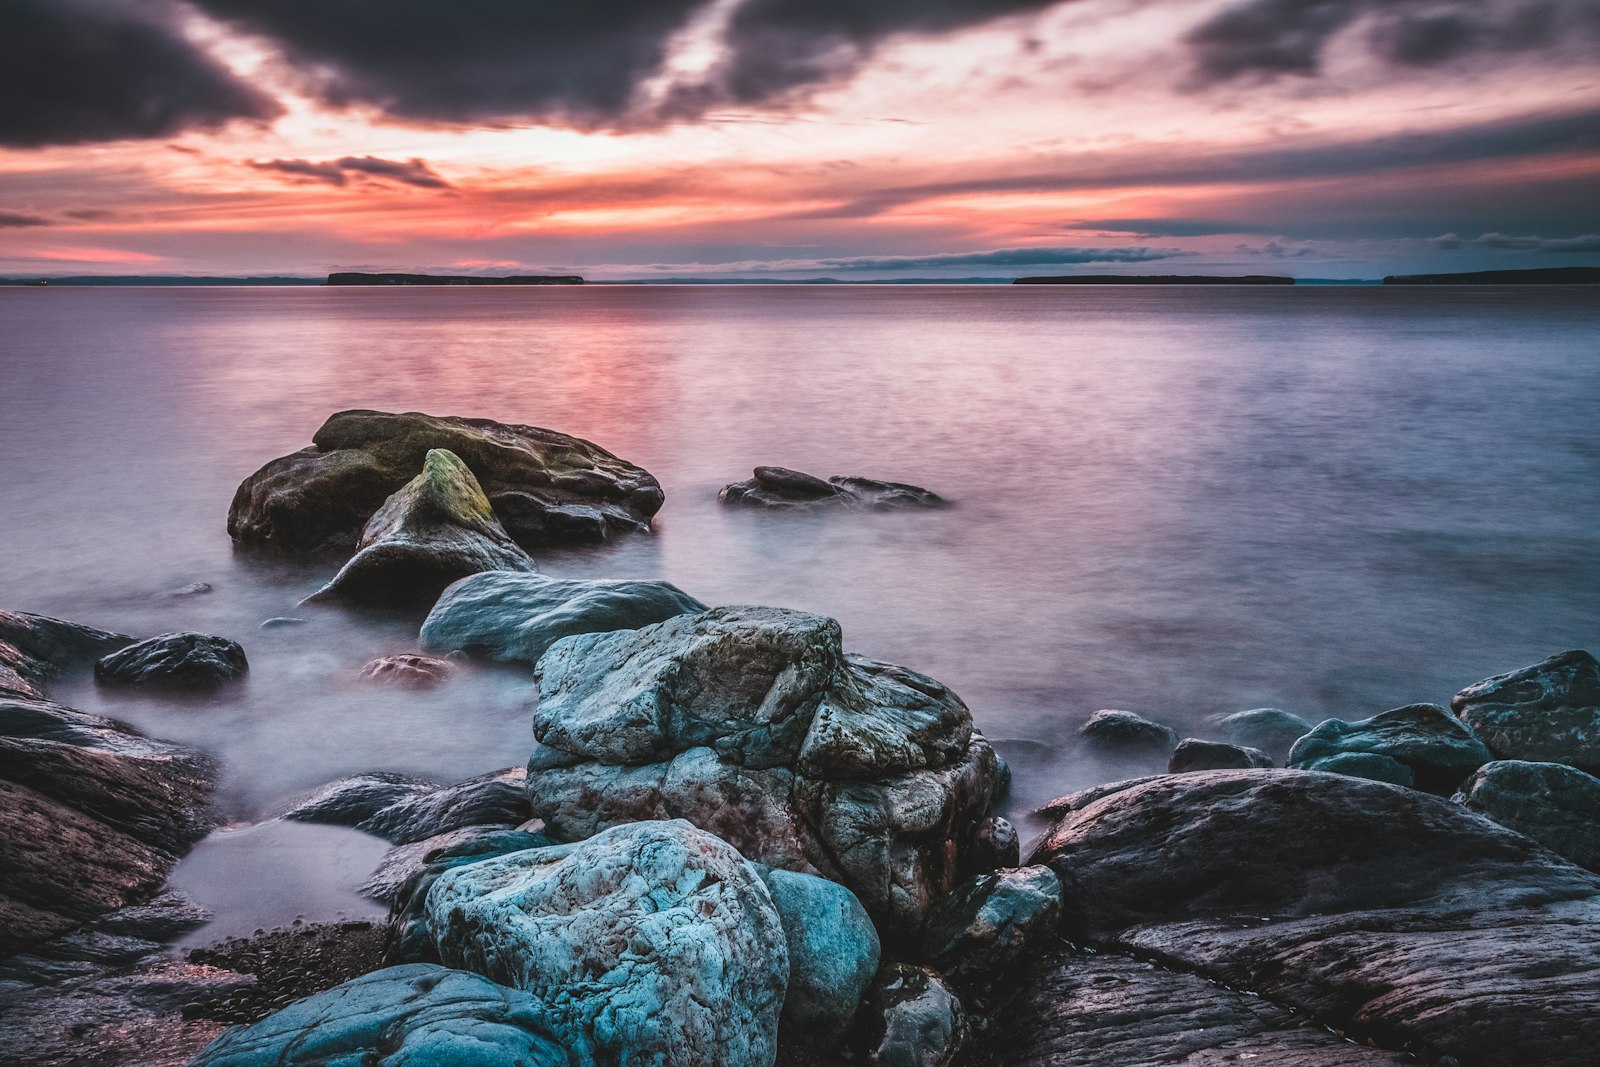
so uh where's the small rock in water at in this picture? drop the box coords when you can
[719,465,946,510]
[1453,649,1600,773]
[1209,707,1313,764]
[1169,737,1273,773]
[165,581,214,598]
[94,632,248,689]
[259,617,307,629]
[1287,703,1490,793]
[358,653,457,689]
[1077,709,1180,771]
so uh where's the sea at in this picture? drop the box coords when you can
[3,283,1597,939]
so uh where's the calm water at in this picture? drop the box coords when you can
[3,285,1598,935]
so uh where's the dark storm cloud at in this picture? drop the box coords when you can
[249,156,450,189]
[189,0,711,127]
[0,0,279,148]
[1435,232,1600,252]
[0,211,52,228]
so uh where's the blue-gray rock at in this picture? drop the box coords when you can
[1301,751,1414,787]
[1288,703,1490,793]
[283,768,530,846]
[921,866,1062,983]
[1210,708,1313,764]
[864,964,967,1067]
[1169,738,1273,773]
[305,449,536,606]
[1077,710,1179,771]
[190,964,581,1067]
[719,466,946,510]
[1454,760,1600,872]
[526,606,1001,943]
[419,570,706,665]
[754,864,881,1035]
[1453,649,1600,773]
[382,828,555,962]
[94,632,248,690]
[426,820,788,1067]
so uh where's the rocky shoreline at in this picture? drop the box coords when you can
[3,410,1598,1066]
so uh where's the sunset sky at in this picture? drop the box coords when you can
[3,0,1598,280]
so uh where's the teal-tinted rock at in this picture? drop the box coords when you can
[1288,704,1490,793]
[383,828,554,964]
[190,964,581,1067]
[1453,650,1600,773]
[1210,708,1312,764]
[420,571,706,665]
[921,866,1062,982]
[1300,751,1415,787]
[1454,760,1600,872]
[426,820,788,1066]
[755,865,881,1034]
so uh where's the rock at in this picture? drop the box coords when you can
[863,964,966,1067]
[190,964,578,1067]
[1076,710,1179,771]
[166,582,214,598]
[720,466,946,510]
[1210,707,1313,764]
[1030,769,1600,1066]
[383,828,554,963]
[1287,703,1490,793]
[754,865,880,1035]
[228,408,663,554]
[1168,737,1272,772]
[1453,649,1600,772]
[94,632,248,690]
[0,610,132,700]
[969,815,1020,871]
[0,889,209,994]
[304,449,536,606]
[920,866,1061,985]
[358,654,457,690]
[426,820,788,1066]
[1302,750,1414,786]
[284,768,530,846]
[258,617,306,630]
[0,695,216,956]
[978,948,1408,1067]
[419,571,706,666]
[1454,760,1600,872]
[526,606,1002,942]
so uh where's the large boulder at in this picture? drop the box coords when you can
[0,611,132,700]
[1454,760,1600,872]
[526,606,1002,942]
[720,466,946,510]
[1210,707,1313,764]
[191,964,580,1067]
[754,865,880,1035]
[1029,769,1600,1066]
[382,828,555,962]
[283,768,530,846]
[94,632,248,690]
[426,820,788,1067]
[1453,649,1600,772]
[228,409,663,554]
[1287,703,1491,793]
[420,571,706,666]
[304,449,536,606]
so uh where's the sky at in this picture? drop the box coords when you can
[1,0,1598,280]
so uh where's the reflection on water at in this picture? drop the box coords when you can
[2,285,1598,920]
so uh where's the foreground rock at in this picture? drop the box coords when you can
[720,466,946,510]
[427,820,787,1067]
[863,964,966,1067]
[93,632,248,690]
[382,828,555,959]
[282,768,530,846]
[1030,769,1600,1066]
[420,571,706,665]
[305,449,536,606]
[1210,707,1313,764]
[527,606,1002,942]
[228,409,663,553]
[1454,649,1600,772]
[754,865,880,1035]
[192,964,578,1067]
[1287,703,1490,792]
[1,610,131,700]
[1454,760,1600,872]
[920,866,1062,987]
[357,653,457,689]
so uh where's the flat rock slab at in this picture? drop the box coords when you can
[720,466,946,510]
[420,570,706,665]
[228,409,663,553]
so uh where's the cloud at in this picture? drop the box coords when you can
[1234,238,1318,257]
[0,0,279,147]
[636,244,1191,275]
[0,211,52,228]
[1436,232,1600,253]
[249,156,450,189]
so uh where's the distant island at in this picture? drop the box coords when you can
[1013,274,1295,285]
[326,272,584,286]
[1382,267,1600,285]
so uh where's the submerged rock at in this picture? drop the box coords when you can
[0,610,131,700]
[1454,759,1600,872]
[190,964,578,1067]
[1076,709,1179,772]
[420,571,706,665]
[863,964,966,1067]
[720,466,946,510]
[94,632,248,690]
[754,865,880,1036]
[358,653,458,690]
[283,768,530,846]
[526,606,1001,942]
[1029,769,1600,1066]
[1453,649,1600,772]
[426,820,787,1067]
[1168,737,1272,772]
[1287,703,1490,793]
[305,449,536,606]
[228,408,663,554]
[1210,707,1313,764]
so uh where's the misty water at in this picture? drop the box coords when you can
[3,284,1598,940]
